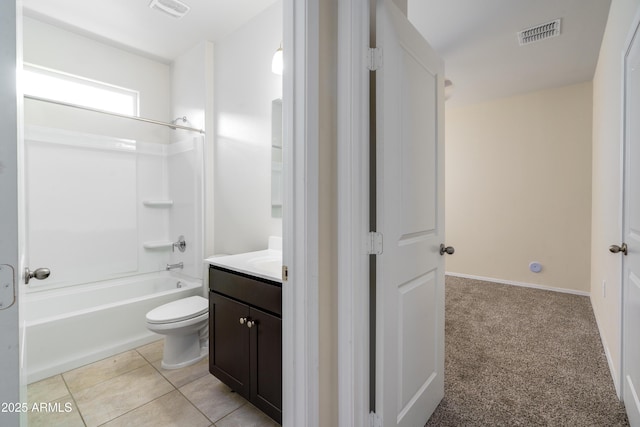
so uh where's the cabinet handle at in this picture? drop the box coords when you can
[246,320,257,328]
[239,317,247,325]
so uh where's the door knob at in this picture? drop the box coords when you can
[609,243,628,256]
[440,244,455,256]
[239,317,247,325]
[24,267,51,285]
[246,320,257,328]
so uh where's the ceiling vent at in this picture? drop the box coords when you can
[149,0,190,18]
[517,19,561,46]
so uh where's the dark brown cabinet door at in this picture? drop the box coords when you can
[208,266,282,424]
[250,307,282,423]
[209,293,250,398]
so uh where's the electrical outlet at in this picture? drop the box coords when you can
[602,280,606,298]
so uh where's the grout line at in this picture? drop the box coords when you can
[62,349,151,395]
[155,357,223,424]
[176,387,217,424]
[173,375,250,425]
[134,339,164,364]
[62,346,173,426]
[60,374,88,427]
[54,341,246,426]
[94,389,176,427]
[212,402,249,424]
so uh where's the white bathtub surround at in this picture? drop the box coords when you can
[25,126,138,289]
[167,136,205,281]
[25,126,205,291]
[24,272,202,384]
[206,236,283,282]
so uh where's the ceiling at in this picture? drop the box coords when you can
[22,0,279,63]
[23,0,611,106]
[408,0,612,105]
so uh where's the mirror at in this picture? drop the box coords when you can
[271,98,283,218]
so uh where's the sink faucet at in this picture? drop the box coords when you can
[166,262,184,271]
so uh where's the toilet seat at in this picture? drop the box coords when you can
[146,295,208,324]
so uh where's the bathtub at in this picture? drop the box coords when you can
[23,272,204,384]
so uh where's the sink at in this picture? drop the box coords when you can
[206,249,282,282]
[247,256,282,277]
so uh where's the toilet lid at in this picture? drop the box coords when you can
[146,296,208,324]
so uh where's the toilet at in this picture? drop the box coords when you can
[146,295,209,369]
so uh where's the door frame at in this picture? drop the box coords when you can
[0,1,320,426]
[0,2,24,426]
[337,0,372,425]
[619,3,640,409]
[282,0,321,425]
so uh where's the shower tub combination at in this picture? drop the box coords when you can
[22,126,206,384]
[23,272,203,384]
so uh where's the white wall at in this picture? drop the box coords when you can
[591,0,640,395]
[445,82,593,294]
[213,1,283,255]
[23,17,172,143]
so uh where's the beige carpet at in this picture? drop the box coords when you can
[426,276,629,426]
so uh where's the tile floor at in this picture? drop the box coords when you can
[27,340,280,427]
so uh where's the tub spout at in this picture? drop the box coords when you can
[166,262,183,271]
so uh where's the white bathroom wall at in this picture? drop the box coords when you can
[213,1,283,255]
[24,126,174,290]
[171,41,213,136]
[22,17,172,143]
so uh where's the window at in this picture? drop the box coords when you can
[23,64,139,116]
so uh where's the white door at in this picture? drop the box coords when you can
[0,2,22,427]
[375,1,446,425]
[622,13,640,427]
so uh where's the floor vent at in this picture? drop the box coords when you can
[517,19,561,46]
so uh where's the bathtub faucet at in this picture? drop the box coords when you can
[166,262,184,271]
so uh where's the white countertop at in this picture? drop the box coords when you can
[205,249,282,283]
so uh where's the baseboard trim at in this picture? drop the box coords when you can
[445,272,591,297]
[590,296,621,398]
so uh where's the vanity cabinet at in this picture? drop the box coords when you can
[209,266,282,424]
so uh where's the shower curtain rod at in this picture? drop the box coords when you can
[24,94,206,134]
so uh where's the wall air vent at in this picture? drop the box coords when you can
[517,19,561,46]
[149,0,190,18]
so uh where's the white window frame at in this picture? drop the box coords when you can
[23,63,139,116]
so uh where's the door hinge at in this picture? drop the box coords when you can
[368,232,383,255]
[369,412,382,427]
[367,47,382,71]
[282,265,289,282]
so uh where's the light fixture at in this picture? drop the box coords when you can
[272,43,283,75]
[149,0,190,19]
